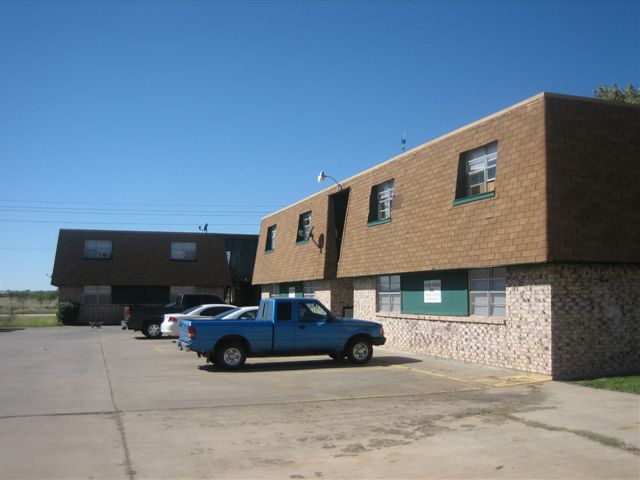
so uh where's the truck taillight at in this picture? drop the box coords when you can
[188,326,196,340]
[168,316,177,323]
[380,326,385,336]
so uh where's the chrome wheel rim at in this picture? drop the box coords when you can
[223,348,242,366]
[352,342,369,361]
[148,324,161,336]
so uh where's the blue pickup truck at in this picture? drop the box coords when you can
[177,297,386,370]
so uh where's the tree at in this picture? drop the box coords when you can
[594,84,640,104]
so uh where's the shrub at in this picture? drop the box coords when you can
[57,302,80,325]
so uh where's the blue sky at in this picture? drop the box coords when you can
[1,0,638,291]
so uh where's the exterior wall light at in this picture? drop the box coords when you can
[317,171,343,191]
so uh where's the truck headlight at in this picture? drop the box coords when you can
[379,326,385,336]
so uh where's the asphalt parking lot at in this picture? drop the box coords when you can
[1,326,638,480]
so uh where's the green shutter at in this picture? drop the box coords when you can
[401,270,469,316]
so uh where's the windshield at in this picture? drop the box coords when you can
[212,308,239,319]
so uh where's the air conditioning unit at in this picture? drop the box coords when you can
[99,252,111,259]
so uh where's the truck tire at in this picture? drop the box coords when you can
[142,322,162,338]
[215,343,246,370]
[346,337,373,365]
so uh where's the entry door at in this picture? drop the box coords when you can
[295,301,342,351]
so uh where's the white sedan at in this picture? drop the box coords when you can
[160,304,236,337]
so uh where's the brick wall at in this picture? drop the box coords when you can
[59,286,226,325]
[550,264,640,379]
[353,271,553,375]
[315,278,354,316]
[354,264,639,378]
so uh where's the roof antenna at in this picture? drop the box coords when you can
[198,223,208,234]
[401,130,407,153]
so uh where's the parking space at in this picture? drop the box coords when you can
[1,326,638,479]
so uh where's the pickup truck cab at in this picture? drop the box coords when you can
[177,297,386,370]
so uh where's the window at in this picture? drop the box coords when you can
[200,306,232,317]
[84,285,111,304]
[171,242,197,261]
[298,301,330,323]
[469,267,506,317]
[258,301,272,320]
[265,225,277,251]
[269,284,279,297]
[303,281,315,298]
[368,180,395,224]
[276,302,292,321]
[456,142,497,201]
[296,211,312,243]
[377,275,400,312]
[84,240,112,259]
[239,310,257,320]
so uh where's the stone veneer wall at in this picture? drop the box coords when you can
[315,278,354,317]
[354,264,640,378]
[550,264,639,379]
[59,286,225,325]
[353,266,554,375]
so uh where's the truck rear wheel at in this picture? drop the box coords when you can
[215,343,246,370]
[346,338,373,365]
[142,322,162,338]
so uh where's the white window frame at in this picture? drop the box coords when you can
[377,180,395,221]
[469,267,506,317]
[84,240,112,259]
[84,285,111,305]
[465,142,497,196]
[266,225,277,251]
[297,212,312,242]
[171,242,197,261]
[377,274,401,313]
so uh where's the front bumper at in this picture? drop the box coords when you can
[372,337,386,346]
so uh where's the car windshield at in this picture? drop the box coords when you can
[212,308,239,319]
[181,305,202,314]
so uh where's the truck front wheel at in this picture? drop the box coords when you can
[142,322,162,338]
[215,343,246,370]
[346,338,373,365]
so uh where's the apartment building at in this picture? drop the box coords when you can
[252,93,640,379]
[51,229,259,324]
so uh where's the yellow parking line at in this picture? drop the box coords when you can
[385,363,479,386]
[154,345,165,354]
[473,374,552,387]
[382,362,551,388]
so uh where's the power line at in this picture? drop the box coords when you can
[0,219,258,226]
[1,208,267,217]
[0,198,284,209]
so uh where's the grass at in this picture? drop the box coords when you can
[573,376,640,395]
[0,315,60,328]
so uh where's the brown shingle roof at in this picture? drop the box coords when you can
[252,93,640,285]
[51,229,238,287]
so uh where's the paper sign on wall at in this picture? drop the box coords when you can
[424,280,442,303]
